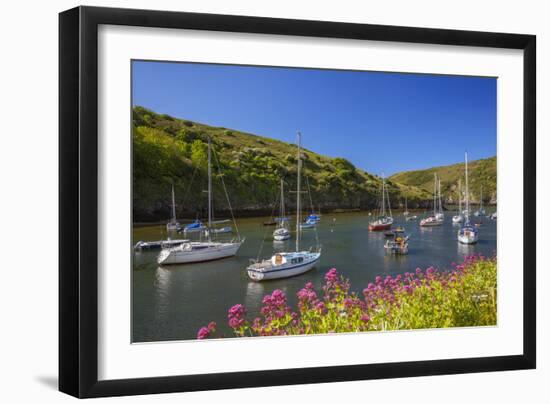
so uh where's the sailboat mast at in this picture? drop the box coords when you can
[296,132,302,252]
[207,137,212,234]
[280,179,285,219]
[458,179,462,213]
[381,176,385,217]
[171,184,176,222]
[480,185,483,211]
[433,174,437,216]
[438,178,442,214]
[465,152,469,221]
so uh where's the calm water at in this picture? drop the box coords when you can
[132,210,497,342]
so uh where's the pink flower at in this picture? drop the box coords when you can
[325,268,338,283]
[197,327,210,340]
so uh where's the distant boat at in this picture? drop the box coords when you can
[273,179,291,241]
[247,132,321,281]
[452,179,464,224]
[179,219,206,234]
[369,176,393,231]
[299,220,317,229]
[158,138,243,264]
[384,234,409,254]
[166,184,180,231]
[420,173,444,227]
[474,186,486,217]
[134,238,189,251]
[435,176,444,220]
[305,176,321,224]
[458,152,479,244]
[490,211,497,220]
[403,196,410,217]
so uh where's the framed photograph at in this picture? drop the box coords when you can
[59,6,536,398]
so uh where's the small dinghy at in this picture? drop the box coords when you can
[385,235,409,254]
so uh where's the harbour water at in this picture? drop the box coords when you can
[132,209,496,342]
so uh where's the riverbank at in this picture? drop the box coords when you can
[133,205,497,227]
[197,254,497,339]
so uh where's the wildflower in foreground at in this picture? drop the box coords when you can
[197,254,496,339]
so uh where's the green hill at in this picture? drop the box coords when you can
[389,157,496,205]
[132,106,431,222]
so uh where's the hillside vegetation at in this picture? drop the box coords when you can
[132,106,431,222]
[389,157,496,205]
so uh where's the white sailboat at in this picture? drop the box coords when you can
[247,132,321,281]
[435,176,444,220]
[166,184,180,231]
[369,176,394,231]
[273,179,291,241]
[452,179,464,224]
[420,173,444,227]
[404,196,418,221]
[458,152,479,244]
[158,138,243,265]
[474,186,486,217]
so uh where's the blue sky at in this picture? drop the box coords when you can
[132,61,496,175]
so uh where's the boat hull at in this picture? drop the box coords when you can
[247,253,320,281]
[452,215,464,224]
[369,223,392,231]
[158,242,242,264]
[458,234,478,244]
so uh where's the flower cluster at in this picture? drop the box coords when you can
[197,254,496,339]
[196,321,216,340]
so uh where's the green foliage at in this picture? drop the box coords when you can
[390,156,497,204]
[132,106,431,221]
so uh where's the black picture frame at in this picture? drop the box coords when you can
[59,5,536,398]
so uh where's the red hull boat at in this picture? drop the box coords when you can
[369,221,392,231]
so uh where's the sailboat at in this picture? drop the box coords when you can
[273,179,291,241]
[404,196,418,221]
[299,176,319,229]
[420,173,444,227]
[158,138,243,264]
[369,176,393,231]
[435,176,444,220]
[452,179,464,224]
[458,152,479,244]
[474,186,486,217]
[247,132,321,281]
[166,184,181,231]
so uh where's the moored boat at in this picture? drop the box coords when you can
[452,179,465,224]
[384,235,409,254]
[457,152,479,244]
[158,138,243,265]
[420,173,443,227]
[166,184,181,231]
[369,176,393,231]
[273,179,291,241]
[247,132,321,281]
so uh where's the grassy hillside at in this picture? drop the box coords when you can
[132,106,431,222]
[389,157,496,205]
